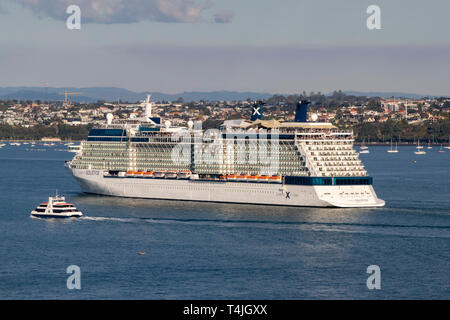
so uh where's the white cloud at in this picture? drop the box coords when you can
[14,0,234,24]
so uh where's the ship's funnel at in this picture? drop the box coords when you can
[144,94,152,120]
[250,101,264,121]
[294,100,310,122]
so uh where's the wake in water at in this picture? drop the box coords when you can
[77,214,450,239]
[80,216,138,223]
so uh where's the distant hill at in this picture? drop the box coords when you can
[342,91,433,99]
[0,87,272,103]
[0,89,95,102]
[0,86,437,102]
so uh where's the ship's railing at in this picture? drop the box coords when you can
[286,128,353,134]
[294,139,319,176]
[294,136,367,177]
[295,137,353,142]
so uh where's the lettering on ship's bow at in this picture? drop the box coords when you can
[86,170,100,176]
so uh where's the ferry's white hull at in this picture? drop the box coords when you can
[30,211,83,218]
[70,168,385,208]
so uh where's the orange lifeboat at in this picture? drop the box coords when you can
[227,174,237,181]
[269,175,282,183]
[258,175,270,182]
[144,171,154,177]
[247,175,259,182]
[236,174,248,181]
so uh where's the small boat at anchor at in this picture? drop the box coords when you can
[387,139,399,153]
[360,139,369,150]
[414,140,426,155]
[445,136,450,149]
[31,192,82,219]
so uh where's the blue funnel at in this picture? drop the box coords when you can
[295,100,310,122]
[250,102,264,121]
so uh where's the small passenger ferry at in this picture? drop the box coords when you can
[31,193,82,219]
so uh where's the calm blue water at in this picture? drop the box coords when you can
[0,144,449,299]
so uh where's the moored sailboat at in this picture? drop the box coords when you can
[414,140,426,155]
[387,139,399,153]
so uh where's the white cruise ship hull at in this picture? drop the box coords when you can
[70,168,385,208]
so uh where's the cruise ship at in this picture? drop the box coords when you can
[67,96,385,208]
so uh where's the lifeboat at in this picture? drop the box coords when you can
[165,170,178,179]
[269,175,282,183]
[247,175,259,182]
[143,171,154,178]
[153,170,166,178]
[258,175,270,182]
[135,171,145,177]
[219,175,227,180]
[236,174,248,181]
[126,170,135,177]
[177,170,192,179]
[227,174,237,181]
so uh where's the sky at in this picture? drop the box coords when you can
[0,0,449,95]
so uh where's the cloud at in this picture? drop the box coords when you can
[14,0,227,24]
[214,10,234,23]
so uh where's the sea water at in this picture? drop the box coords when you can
[0,145,449,299]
